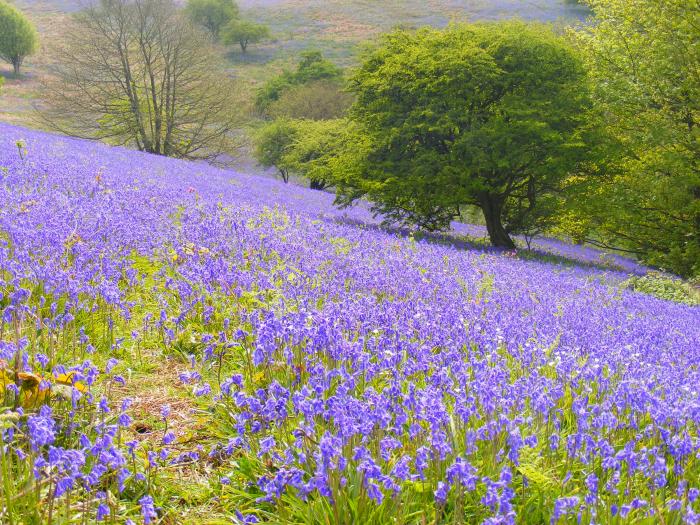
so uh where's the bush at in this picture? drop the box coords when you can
[255,51,343,114]
[268,80,353,120]
[622,273,700,305]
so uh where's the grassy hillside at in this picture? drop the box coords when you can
[1,122,699,524]
[0,0,589,132]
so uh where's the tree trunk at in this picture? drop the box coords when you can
[309,178,327,191]
[12,58,20,77]
[480,195,516,249]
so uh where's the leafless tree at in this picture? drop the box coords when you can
[40,0,241,161]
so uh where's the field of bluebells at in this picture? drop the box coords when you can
[1,121,699,524]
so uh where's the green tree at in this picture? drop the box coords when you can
[222,19,270,53]
[284,119,359,190]
[253,119,299,183]
[330,22,592,248]
[255,51,343,114]
[572,0,700,276]
[254,118,359,190]
[185,0,238,39]
[0,1,37,76]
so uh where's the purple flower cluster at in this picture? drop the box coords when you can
[1,122,699,523]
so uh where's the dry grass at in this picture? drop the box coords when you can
[110,356,203,446]
[0,1,70,127]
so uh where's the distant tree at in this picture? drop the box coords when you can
[222,19,269,53]
[0,2,37,76]
[268,80,353,120]
[292,51,342,84]
[42,0,239,161]
[255,51,343,114]
[572,0,700,276]
[327,22,592,248]
[185,0,238,40]
[253,119,298,183]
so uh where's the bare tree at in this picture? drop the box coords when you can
[40,0,240,161]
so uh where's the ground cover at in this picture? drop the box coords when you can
[1,123,699,523]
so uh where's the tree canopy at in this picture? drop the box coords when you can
[571,0,700,276]
[282,119,357,191]
[222,19,270,53]
[185,0,238,39]
[0,1,37,76]
[254,119,356,190]
[325,22,592,248]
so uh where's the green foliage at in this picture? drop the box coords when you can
[222,19,270,53]
[571,0,700,277]
[0,1,37,76]
[253,119,299,183]
[622,273,700,305]
[254,118,360,190]
[255,51,343,114]
[185,0,238,39]
[326,22,593,248]
[268,80,354,120]
[283,119,361,190]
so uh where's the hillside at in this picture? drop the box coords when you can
[0,0,589,133]
[1,122,699,523]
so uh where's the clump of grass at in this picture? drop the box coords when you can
[622,273,700,305]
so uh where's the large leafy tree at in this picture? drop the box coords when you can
[332,22,592,248]
[572,0,700,276]
[0,1,37,76]
[185,0,238,40]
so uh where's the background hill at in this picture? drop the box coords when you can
[0,0,589,141]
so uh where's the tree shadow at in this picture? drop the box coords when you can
[330,215,642,275]
[224,47,278,65]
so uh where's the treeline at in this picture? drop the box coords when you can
[254,1,699,277]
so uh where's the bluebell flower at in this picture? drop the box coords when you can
[96,502,110,521]
[139,495,157,524]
